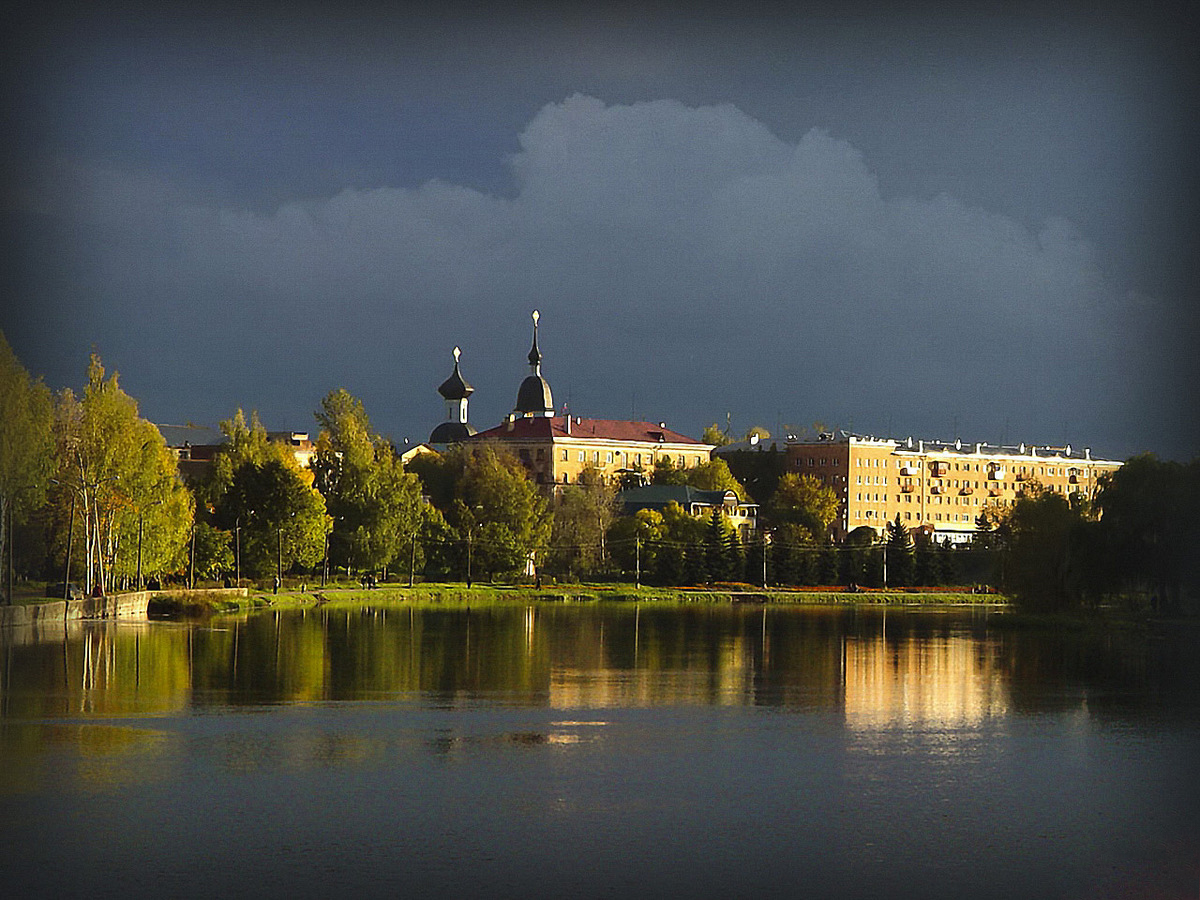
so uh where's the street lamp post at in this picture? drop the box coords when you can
[234,516,241,587]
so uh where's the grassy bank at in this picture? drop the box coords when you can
[161,582,1010,616]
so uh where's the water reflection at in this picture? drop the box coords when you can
[2,603,1197,900]
[2,604,1181,722]
[842,630,1009,730]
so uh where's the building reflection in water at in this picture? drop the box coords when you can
[842,630,1009,731]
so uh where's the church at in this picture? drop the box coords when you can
[427,312,714,491]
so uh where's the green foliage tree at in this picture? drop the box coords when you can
[844,525,880,587]
[701,423,731,447]
[0,333,54,600]
[549,466,617,578]
[1093,454,1200,612]
[213,457,328,579]
[704,509,736,581]
[654,500,705,585]
[311,389,424,575]
[1001,486,1090,611]
[447,444,551,582]
[607,507,666,582]
[685,458,749,501]
[51,354,192,593]
[767,473,840,544]
[885,515,915,587]
[192,521,234,581]
[204,408,331,579]
[651,456,689,486]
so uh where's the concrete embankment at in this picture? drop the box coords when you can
[0,588,250,628]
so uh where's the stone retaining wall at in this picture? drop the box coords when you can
[0,588,249,628]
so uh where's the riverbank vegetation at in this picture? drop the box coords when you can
[1,333,1195,619]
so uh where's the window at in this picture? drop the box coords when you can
[536,448,545,461]
[677,454,685,467]
[606,451,613,464]
[593,451,600,464]
[561,449,568,461]
[578,450,585,462]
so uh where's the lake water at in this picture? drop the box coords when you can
[2,603,1197,899]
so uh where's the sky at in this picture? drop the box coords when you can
[2,1,1198,461]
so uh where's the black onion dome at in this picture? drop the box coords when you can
[515,374,553,416]
[438,359,474,400]
[430,421,478,443]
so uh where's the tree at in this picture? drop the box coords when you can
[766,473,840,543]
[1002,487,1088,611]
[705,509,738,582]
[214,457,328,578]
[651,456,689,486]
[701,423,731,447]
[311,389,424,575]
[845,525,880,587]
[607,507,665,581]
[550,466,617,578]
[685,458,749,501]
[0,333,54,601]
[656,500,705,585]
[1092,454,1199,612]
[207,409,328,579]
[51,354,192,594]
[885,515,915,587]
[448,444,550,581]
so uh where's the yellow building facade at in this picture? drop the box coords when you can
[461,312,713,491]
[787,432,1122,543]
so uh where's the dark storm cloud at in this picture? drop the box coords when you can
[2,2,1196,458]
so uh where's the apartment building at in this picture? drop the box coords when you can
[786,432,1122,543]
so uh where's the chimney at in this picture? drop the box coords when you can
[506,414,515,432]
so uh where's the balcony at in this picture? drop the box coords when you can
[960,486,974,495]
[930,485,943,495]
[987,467,1006,480]
[988,487,1002,497]
[901,483,915,494]
[930,463,948,477]
[899,465,917,476]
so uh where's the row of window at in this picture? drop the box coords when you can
[804,454,1094,480]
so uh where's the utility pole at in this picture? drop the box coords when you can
[409,532,417,588]
[635,536,640,589]
[762,536,768,589]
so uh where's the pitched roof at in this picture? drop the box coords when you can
[617,484,745,510]
[471,415,709,446]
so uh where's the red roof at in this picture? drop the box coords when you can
[471,416,707,445]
